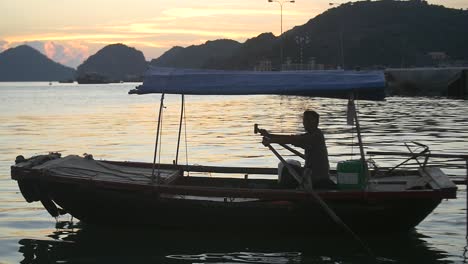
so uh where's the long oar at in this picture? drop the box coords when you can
[255,125,375,258]
[278,143,305,160]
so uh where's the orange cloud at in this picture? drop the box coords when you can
[12,41,91,68]
[46,42,90,68]
[0,40,10,52]
[5,33,146,43]
[0,3,319,65]
[43,41,56,58]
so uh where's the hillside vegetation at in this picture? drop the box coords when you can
[154,0,468,70]
[77,43,148,82]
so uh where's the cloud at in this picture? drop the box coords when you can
[23,41,47,53]
[160,7,304,19]
[0,4,318,63]
[43,42,90,68]
[12,41,89,68]
[105,23,253,39]
[6,33,146,43]
[0,40,9,52]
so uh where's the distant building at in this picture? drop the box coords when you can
[428,52,448,61]
[309,57,316,69]
[316,64,325,70]
[254,60,272,71]
[281,57,321,71]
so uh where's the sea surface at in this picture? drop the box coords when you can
[0,82,467,263]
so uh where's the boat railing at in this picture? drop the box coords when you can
[368,150,468,237]
[367,150,468,185]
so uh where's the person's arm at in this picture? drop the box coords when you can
[268,134,298,144]
[262,133,308,147]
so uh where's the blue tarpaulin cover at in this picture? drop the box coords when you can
[130,66,386,100]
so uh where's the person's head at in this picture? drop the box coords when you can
[303,110,319,132]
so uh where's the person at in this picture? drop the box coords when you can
[260,110,335,189]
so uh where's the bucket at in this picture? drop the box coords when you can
[336,160,367,190]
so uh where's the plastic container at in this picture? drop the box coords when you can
[278,160,301,189]
[336,160,367,190]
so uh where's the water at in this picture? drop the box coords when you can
[0,82,467,263]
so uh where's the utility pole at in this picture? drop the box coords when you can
[268,0,295,69]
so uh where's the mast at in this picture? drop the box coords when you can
[175,94,185,165]
[151,93,165,182]
[348,94,370,180]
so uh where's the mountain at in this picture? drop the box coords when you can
[77,43,148,82]
[279,0,468,69]
[0,45,75,81]
[154,0,468,70]
[150,39,241,69]
[204,33,278,70]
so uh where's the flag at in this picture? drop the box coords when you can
[347,98,356,126]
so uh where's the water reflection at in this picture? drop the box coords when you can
[166,252,302,264]
[16,221,452,264]
[1,84,467,262]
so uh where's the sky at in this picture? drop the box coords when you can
[1,0,467,68]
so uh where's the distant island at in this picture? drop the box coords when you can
[151,39,241,69]
[76,43,148,83]
[0,0,467,81]
[0,45,75,82]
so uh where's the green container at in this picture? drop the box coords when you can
[336,160,367,190]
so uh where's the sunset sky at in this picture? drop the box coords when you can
[1,0,467,68]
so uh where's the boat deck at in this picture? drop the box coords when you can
[31,155,181,185]
[12,155,456,195]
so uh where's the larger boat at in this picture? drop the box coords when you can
[11,67,457,233]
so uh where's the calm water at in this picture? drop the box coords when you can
[0,82,467,263]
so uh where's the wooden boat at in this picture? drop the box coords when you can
[12,153,457,233]
[11,68,458,233]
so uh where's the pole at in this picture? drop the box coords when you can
[466,159,468,239]
[280,3,283,35]
[329,2,344,69]
[151,93,165,181]
[340,31,345,69]
[280,2,283,67]
[269,0,294,68]
[175,94,185,165]
[350,97,370,180]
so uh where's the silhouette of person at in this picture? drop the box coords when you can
[260,110,335,189]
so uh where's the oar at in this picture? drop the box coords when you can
[278,143,305,160]
[255,124,375,258]
[264,141,307,187]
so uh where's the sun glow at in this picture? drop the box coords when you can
[1,0,467,67]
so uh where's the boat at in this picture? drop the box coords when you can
[76,72,110,84]
[58,79,75,83]
[11,67,458,233]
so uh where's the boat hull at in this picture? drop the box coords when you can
[21,179,442,233]
[11,155,456,233]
